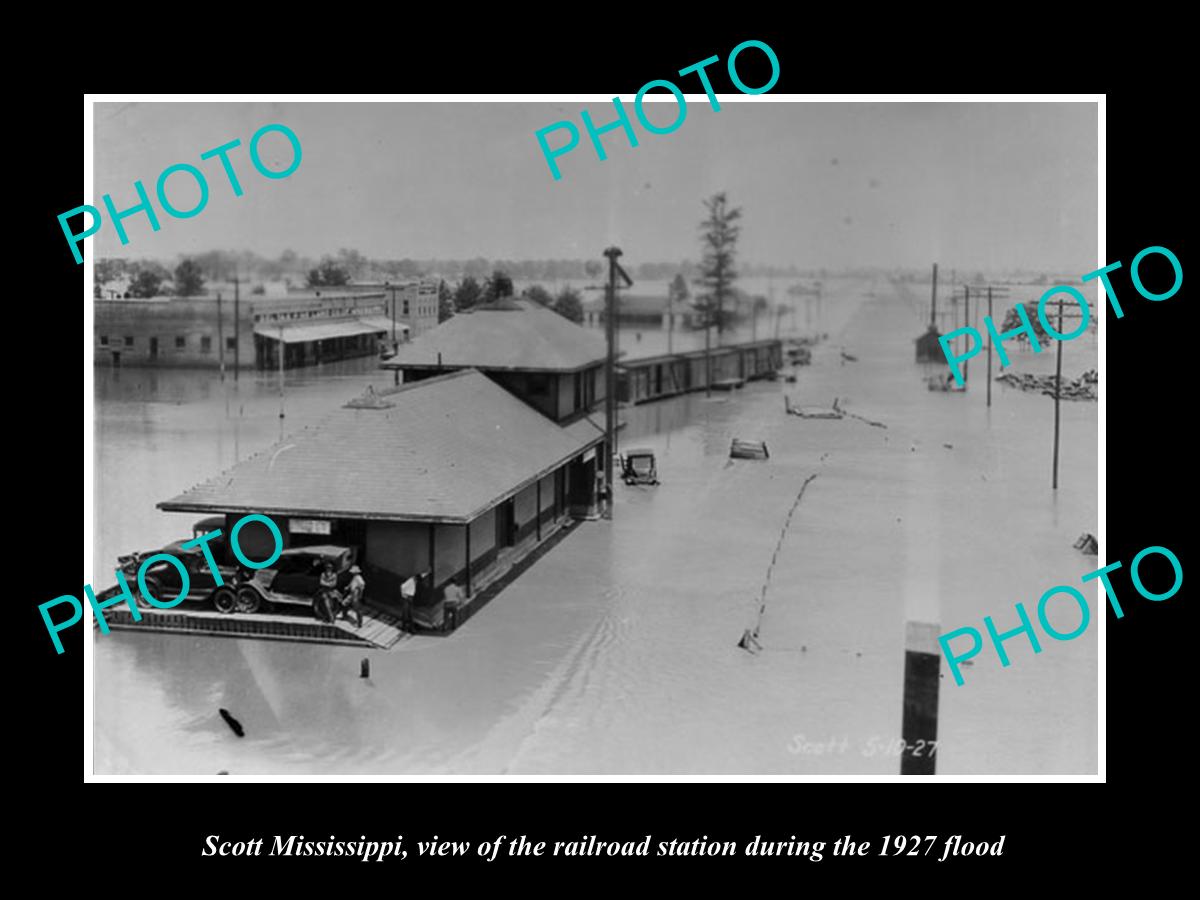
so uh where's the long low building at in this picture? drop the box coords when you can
[95,292,409,369]
[158,368,605,614]
[618,339,784,404]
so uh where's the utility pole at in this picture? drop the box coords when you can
[602,247,632,519]
[986,287,993,408]
[386,282,397,346]
[930,263,938,329]
[704,296,713,398]
[278,322,286,439]
[667,288,674,355]
[233,272,240,380]
[217,291,225,381]
[1052,300,1064,491]
[963,286,970,386]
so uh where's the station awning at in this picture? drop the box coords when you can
[254,318,409,344]
[357,315,409,334]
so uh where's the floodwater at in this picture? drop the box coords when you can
[93,277,1098,775]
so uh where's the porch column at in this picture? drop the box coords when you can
[428,523,436,583]
[464,522,472,597]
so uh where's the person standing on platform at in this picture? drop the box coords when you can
[341,565,366,628]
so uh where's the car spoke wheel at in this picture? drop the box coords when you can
[236,587,262,615]
[211,588,237,614]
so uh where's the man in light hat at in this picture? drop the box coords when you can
[341,564,366,628]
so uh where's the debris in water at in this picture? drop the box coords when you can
[1073,532,1098,555]
[219,708,244,738]
[217,770,229,775]
[730,439,770,460]
[738,474,819,652]
[737,629,763,652]
[943,443,953,449]
[997,369,1097,401]
[360,658,370,679]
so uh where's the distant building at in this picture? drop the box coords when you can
[158,369,605,612]
[94,292,407,369]
[382,299,611,427]
[915,326,943,363]
[581,292,698,330]
[343,280,440,338]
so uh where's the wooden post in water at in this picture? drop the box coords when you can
[901,621,940,775]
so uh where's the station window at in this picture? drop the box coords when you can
[200,335,212,352]
[175,336,186,349]
[403,300,410,315]
[124,336,134,347]
[528,373,551,398]
[226,336,236,351]
[99,335,109,346]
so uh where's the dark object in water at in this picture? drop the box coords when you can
[737,629,762,652]
[840,350,858,362]
[219,708,245,738]
[1073,532,1098,555]
[784,395,842,419]
[360,658,371,679]
[711,377,745,392]
[620,448,659,485]
[730,439,769,460]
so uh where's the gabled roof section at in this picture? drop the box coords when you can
[381,303,609,373]
[158,369,602,523]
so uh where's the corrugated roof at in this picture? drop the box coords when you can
[158,369,603,523]
[382,304,608,372]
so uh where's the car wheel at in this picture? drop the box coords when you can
[211,588,237,614]
[135,579,160,610]
[236,587,262,614]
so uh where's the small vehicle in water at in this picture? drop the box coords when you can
[116,518,239,611]
[620,448,659,485]
[231,545,358,616]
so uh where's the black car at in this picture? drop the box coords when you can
[232,545,357,615]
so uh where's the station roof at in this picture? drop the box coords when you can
[158,369,603,524]
[381,303,609,373]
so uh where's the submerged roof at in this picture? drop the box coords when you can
[381,303,608,373]
[158,369,603,523]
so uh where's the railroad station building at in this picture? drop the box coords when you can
[158,369,606,613]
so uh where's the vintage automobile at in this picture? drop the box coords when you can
[620,448,659,485]
[231,545,357,615]
[116,518,238,611]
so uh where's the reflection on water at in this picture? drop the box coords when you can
[94,277,1097,775]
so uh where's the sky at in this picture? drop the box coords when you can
[92,100,1098,273]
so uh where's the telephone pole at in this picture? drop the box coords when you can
[233,272,240,380]
[603,247,632,519]
[217,291,225,381]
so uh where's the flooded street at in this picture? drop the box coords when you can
[93,277,1097,775]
